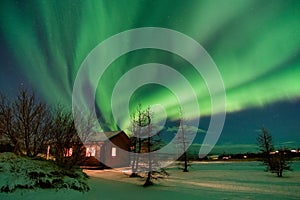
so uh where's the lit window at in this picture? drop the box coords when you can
[86,146,96,157]
[86,147,90,157]
[91,147,96,156]
[112,147,117,157]
[64,148,72,157]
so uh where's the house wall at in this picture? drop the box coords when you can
[80,142,103,166]
[100,132,131,168]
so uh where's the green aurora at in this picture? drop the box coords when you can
[0,0,300,132]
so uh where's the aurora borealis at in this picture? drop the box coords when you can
[0,0,300,153]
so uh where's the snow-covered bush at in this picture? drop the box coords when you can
[0,152,89,192]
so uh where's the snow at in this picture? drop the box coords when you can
[0,153,89,193]
[1,159,300,200]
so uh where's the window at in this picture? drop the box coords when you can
[86,146,96,157]
[112,147,117,157]
[64,148,73,157]
[91,147,96,156]
[86,147,90,157]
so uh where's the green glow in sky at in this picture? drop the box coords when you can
[0,0,299,130]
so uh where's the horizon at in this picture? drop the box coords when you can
[0,0,299,156]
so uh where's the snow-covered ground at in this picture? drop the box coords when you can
[1,161,299,200]
[0,153,89,193]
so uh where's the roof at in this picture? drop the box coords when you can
[85,131,125,142]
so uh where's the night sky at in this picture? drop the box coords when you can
[0,0,299,154]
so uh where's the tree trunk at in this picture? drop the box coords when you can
[180,117,189,172]
[130,139,138,177]
[134,137,142,174]
[183,152,188,172]
[144,123,153,187]
[143,171,153,187]
[277,169,283,177]
[131,154,137,176]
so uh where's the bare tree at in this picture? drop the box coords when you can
[72,108,99,143]
[0,94,19,153]
[0,90,52,157]
[130,104,167,186]
[143,106,153,186]
[130,104,148,177]
[257,127,274,154]
[257,127,292,177]
[51,106,86,168]
[171,109,193,172]
[177,118,189,172]
[48,105,99,168]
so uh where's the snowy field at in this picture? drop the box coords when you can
[1,161,299,200]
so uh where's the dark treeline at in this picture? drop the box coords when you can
[0,89,94,169]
